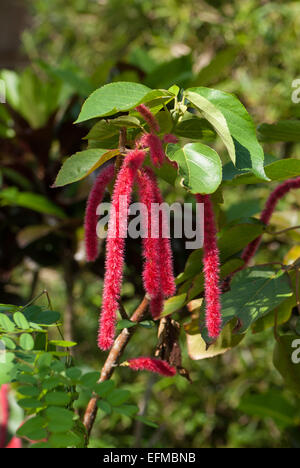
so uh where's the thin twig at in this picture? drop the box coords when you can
[83,295,150,439]
[269,225,300,236]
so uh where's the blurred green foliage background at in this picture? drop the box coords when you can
[1,0,300,448]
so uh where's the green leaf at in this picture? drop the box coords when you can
[116,319,136,330]
[80,372,100,388]
[19,333,34,351]
[44,391,71,406]
[0,188,66,219]
[174,116,215,141]
[0,336,16,350]
[186,87,268,180]
[18,398,44,409]
[220,267,292,334]
[42,376,63,391]
[65,367,82,380]
[218,220,265,262]
[46,407,74,433]
[107,389,131,407]
[13,312,30,330]
[49,340,77,348]
[135,415,158,428]
[76,82,151,123]
[238,390,297,428]
[54,149,118,187]
[36,352,53,369]
[185,90,235,164]
[48,431,81,448]
[273,334,300,393]
[183,258,244,301]
[0,313,15,332]
[192,47,239,87]
[145,54,193,89]
[17,416,47,438]
[97,400,112,414]
[18,386,40,397]
[94,380,115,397]
[226,159,300,186]
[168,142,222,194]
[258,120,300,143]
[114,404,139,417]
[161,294,187,317]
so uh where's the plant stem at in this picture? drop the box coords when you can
[82,295,150,439]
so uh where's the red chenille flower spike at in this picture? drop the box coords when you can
[146,168,176,298]
[127,357,176,376]
[0,384,8,448]
[136,104,160,133]
[98,149,146,350]
[84,163,114,262]
[196,194,222,339]
[137,170,161,299]
[139,133,165,167]
[242,177,300,266]
[163,134,178,144]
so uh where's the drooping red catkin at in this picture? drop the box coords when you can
[139,133,165,167]
[6,436,22,449]
[137,170,161,298]
[127,357,176,377]
[150,292,164,319]
[0,384,8,448]
[242,177,300,266]
[196,194,222,339]
[163,134,178,144]
[146,168,176,299]
[84,163,114,262]
[136,104,160,133]
[98,149,146,350]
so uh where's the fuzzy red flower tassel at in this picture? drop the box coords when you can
[127,357,176,377]
[196,194,222,339]
[0,384,9,448]
[147,168,176,299]
[139,133,165,167]
[137,170,161,298]
[242,177,300,266]
[6,437,22,449]
[98,149,146,350]
[84,163,114,262]
[163,134,178,144]
[136,104,160,133]
[0,385,22,449]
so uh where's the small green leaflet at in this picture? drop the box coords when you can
[167,142,222,194]
[186,87,268,181]
[54,149,118,187]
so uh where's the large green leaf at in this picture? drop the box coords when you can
[238,390,297,428]
[168,142,222,194]
[174,116,215,141]
[218,220,265,262]
[54,149,118,187]
[185,90,235,164]
[186,87,268,180]
[144,54,193,89]
[191,47,239,87]
[221,267,292,334]
[0,188,66,219]
[76,82,151,123]
[273,334,300,393]
[225,158,300,186]
[258,120,300,143]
